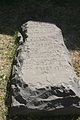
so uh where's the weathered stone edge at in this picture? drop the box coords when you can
[10,22,80,116]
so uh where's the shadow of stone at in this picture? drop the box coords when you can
[6,113,79,120]
[0,0,80,50]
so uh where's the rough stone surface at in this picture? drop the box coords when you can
[11,21,80,116]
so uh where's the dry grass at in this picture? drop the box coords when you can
[0,34,17,120]
[70,50,80,77]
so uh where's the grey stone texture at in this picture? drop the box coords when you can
[11,21,80,116]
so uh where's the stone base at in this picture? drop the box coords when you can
[11,21,80,116]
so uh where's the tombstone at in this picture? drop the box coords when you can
[11,21,80,116]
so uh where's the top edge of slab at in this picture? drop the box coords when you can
[16,21,79,89]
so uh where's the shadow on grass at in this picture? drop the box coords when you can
[0,0,80,50]
[0,0,80,120]
[5,66,12,120]
[7,114,79,120]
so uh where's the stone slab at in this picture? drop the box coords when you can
[11,21,80,116]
